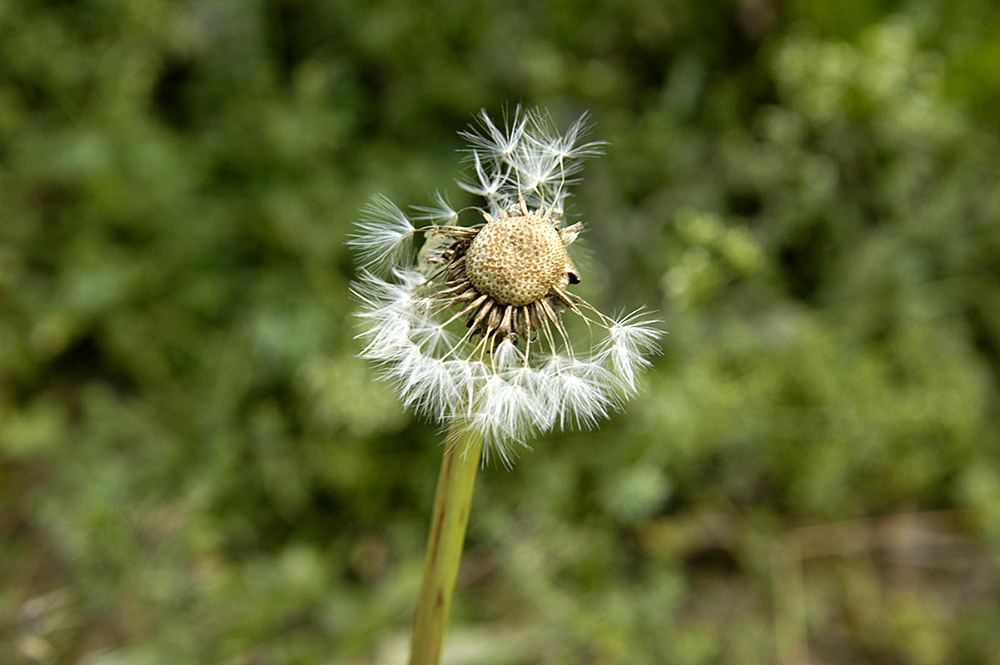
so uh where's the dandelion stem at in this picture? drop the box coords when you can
[408,421,484,665]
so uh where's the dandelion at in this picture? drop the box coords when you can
[352,107,661,465]
[350,107,661,665]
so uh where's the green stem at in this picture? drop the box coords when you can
[408,422,484,665]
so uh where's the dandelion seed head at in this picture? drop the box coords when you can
[350,107,661,463]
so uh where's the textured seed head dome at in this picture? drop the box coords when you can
[465,213,568,306]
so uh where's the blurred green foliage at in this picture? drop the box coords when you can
[3,1,1000,664]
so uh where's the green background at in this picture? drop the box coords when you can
[3,1,1000,663]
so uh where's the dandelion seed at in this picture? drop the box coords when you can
[348,195,417,275]
[351,107,662,465]
[600,308,664,392]
[411,191,460,225]
[459,109,530,162]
